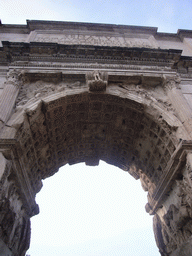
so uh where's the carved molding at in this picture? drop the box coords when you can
[1,41,181,68]
[147,140,192,215]
[0,139,39,217]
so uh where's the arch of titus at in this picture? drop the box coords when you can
[1,20,192,256]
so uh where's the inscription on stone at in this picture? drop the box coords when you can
[34,33,158,48]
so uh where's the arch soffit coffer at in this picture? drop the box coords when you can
[0,79,184,215]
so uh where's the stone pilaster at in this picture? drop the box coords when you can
[0,70,24,124]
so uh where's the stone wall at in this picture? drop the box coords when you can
[1,20,192,255]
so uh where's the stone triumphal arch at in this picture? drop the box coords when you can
[1,20,192,255]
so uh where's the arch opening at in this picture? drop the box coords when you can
[26,161,159,256]
[0,90,184,256]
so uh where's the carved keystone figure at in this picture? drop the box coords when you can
[86,70,108,92]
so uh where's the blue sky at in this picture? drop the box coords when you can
[1,0,192,255]
[1,0,192,32]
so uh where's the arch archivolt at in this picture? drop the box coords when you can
[0,69,192,256]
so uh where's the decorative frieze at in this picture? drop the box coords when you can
[1,41,181,67]
[34,32,159,49]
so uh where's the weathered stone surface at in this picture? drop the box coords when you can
[170,237,192,256]
[0,239,13,256]
[1,20,192,255]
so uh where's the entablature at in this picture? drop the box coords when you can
[1,20,192,59]
[0,40,192,77]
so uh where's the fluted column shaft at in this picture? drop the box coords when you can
[0,70,21,123]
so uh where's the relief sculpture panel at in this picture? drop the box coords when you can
[16,74,86,107]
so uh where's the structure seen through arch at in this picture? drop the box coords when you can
[0,20,192,255]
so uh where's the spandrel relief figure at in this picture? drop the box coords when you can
[16,79,83,107]
[176,162,192,213]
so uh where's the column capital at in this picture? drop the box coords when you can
[163,74,181,90]
[5,69,28,89]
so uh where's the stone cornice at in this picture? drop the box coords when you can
[0,41,182,67]
[173,55,192,70]
[178,29,192,40]
[3,69,167,87]
[1,21,192,71]
[1,20,192,40]
[0,24,29,34]
[0,20,158,35]
[27,20,159,35]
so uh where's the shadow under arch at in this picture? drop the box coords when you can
[14,91,180,199]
